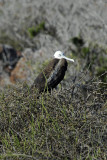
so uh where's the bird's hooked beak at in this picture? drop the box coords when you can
[54,51,74,62]
[62,55,74,62]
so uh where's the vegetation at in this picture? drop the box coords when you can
[0,33,23,51]
[0,31,106,159]
[70,39,107,84]
[0,74,106,160]
[0,2,107,158]
[28,22,45,38]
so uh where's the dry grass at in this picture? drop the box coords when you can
[0,76,106,160]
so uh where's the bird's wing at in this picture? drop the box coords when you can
[31,58,67,92]
[31,59,59,92]
[47,59,67,89]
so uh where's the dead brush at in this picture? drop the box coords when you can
[0,75,106,160]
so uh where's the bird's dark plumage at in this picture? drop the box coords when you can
[31,58,67,93]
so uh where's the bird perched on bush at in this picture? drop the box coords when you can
[31,51,74,93]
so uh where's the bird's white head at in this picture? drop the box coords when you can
[54,50,74,62]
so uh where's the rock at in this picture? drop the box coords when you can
[10,57,28,83]
[0,44,22,74]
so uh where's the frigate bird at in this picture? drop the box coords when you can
[31,51,74,93]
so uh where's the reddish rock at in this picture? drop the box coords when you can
[10,57,28,83]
